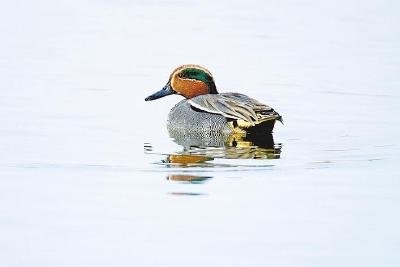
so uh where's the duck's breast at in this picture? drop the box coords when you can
[167,99,231,134]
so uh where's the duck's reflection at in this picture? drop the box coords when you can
[167,174,212,183]
[165,154,213,164]
[168,192,205,196]
[144,130,281,196]
[167,129,281,161]
[167,174,212,196]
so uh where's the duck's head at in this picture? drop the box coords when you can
[145,64,218,101]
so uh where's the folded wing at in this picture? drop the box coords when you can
[188,93,282,127]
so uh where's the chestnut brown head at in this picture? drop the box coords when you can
[145,64,217,101]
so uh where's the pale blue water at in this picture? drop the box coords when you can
[1,0,400,266]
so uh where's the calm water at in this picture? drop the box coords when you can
[1,0,400,266]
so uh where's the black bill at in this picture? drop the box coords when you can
[145,82,175,101]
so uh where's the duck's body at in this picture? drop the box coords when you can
[145,65,282,134]
[167,93,280,135]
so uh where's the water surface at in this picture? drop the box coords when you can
[0,0,399,266]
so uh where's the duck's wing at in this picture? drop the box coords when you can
[188,93,282,126]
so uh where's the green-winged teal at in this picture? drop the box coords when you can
[145,64,282,134]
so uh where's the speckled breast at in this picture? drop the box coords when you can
[166,99,232,135]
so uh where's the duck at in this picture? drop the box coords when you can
[145,64,282,135]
